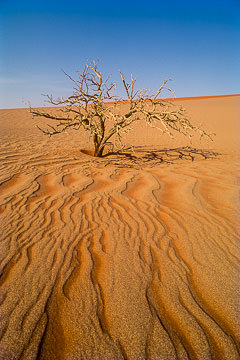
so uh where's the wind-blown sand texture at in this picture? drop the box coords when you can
[0,95,240,359]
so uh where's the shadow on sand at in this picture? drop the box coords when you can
[101,146,220,167]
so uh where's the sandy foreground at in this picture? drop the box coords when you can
[0,95,240,359]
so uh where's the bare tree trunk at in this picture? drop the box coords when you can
[94,146,104,157]
[93,134,105,157]
[94,144,105,157]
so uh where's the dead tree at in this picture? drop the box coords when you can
[29,62,213,157]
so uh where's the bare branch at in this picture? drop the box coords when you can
[153,79,171,100]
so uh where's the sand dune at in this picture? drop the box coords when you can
[0,95,240,359]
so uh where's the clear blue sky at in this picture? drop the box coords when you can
[0,0,239,108]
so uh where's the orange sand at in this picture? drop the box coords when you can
[0,95,239,359]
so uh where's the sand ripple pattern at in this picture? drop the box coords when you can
[0,151,240,360]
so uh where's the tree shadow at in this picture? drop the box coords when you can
[103,146,220,167]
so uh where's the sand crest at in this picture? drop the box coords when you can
[0,95,240,359]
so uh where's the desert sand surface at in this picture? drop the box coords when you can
[0,95,240,359]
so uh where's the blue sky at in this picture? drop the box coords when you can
[0,0,239,108]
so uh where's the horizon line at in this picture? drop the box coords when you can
[1,93,239,110]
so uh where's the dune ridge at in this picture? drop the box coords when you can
[0,96,240,359]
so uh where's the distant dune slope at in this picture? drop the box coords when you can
[0,96,239,359]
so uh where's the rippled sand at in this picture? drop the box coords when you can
[0,96,240,359]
